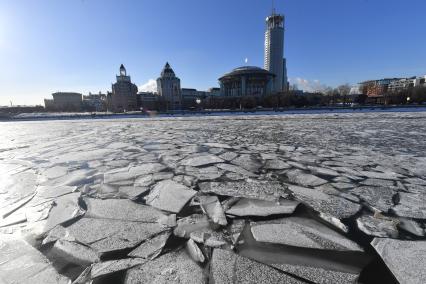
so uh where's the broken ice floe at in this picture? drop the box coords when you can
[372,238,426,284]
[226,198,299,217]
[125,249,207,283]
[199,180,287,202]
[145,180,197,213]
[1,113,426,283]
[250,217,363,251]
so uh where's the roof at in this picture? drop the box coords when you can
[161,62,176,76]
[219,66,275,80]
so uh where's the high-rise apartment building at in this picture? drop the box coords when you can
[264,10,288,93]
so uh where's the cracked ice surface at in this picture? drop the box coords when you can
[0,112,426,283]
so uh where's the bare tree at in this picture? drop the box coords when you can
[337,84,351,106]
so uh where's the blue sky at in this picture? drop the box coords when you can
[0,0,425,105]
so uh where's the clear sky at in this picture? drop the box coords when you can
[1,0,425,106]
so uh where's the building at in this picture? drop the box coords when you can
[181,88,208,100]
[49,92,82,111]
[44,99,54,110]
[157,62,182,110]
[207,87,221,96]
[83,92,107,112]
[139,92,159,110]
[360,75,426,97]
[219,66,274,97]
[108,64,138,112]
[181,88,208,109]
[264,10,288,93]
[388,77,416,93]
[359,78,401,97]
[414,75,426,87]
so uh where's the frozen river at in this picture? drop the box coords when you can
[0,112,425,283]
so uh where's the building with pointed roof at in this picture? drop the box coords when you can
[157,62,182,110]
[108,64,138,112]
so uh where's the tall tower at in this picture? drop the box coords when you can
[264,9,287,93]
[157,62,182,110]
[109,64,138,112]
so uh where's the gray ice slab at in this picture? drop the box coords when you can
[90,224,166,254]
[44,168,97,187]
[231,154,262,172]
[0,235,70,284]
[392,192,426,219]
[398,218,425,237]
[43,192,84,233]
[286,169,328,187]
[229,219,246,244]
[84,197,166,222]
[350,186,396,212]
[125,249,207,284]
[331,182,355,190]
[145,180,197,213]
[173,214,212,239]
[218,151,238,161]
[404,177,426,186]
[66,218,166,250]
[42,225,75,245]
[50,239,100,266]
[128,162,167,176]
[186,239,205,263]
[264,159,291,170]
[118,185,150,200]
[356,215,399,238]
[134,174,154,187]
[195,195,228,225]
[226,198,299,217]
[185,166,223,181]
[359,178,395,187]
[36,185,76,199]
[250,217,363,252]
[371,238,426,284]
[210,248,304,284]
[190,228,228,248]
[89,258,147,280]
[157,214,177,228]
[128,231,171,259]
[199,181,287,202]
[179,153,223,167]
[216,163,257,177]
[288,185,361,219]
[359,170,402,180]
[203,142,233,149]
[271,263,359,284]
[307,166,340,177]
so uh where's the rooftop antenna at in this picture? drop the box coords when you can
[272,0,275,15]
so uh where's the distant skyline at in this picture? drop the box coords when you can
[1,0,425,105]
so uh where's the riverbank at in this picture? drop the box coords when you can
[2,104,426,122]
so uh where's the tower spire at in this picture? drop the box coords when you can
[272,0,275,15]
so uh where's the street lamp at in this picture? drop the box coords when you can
[407,97,411,104]
[196,98,201,111]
